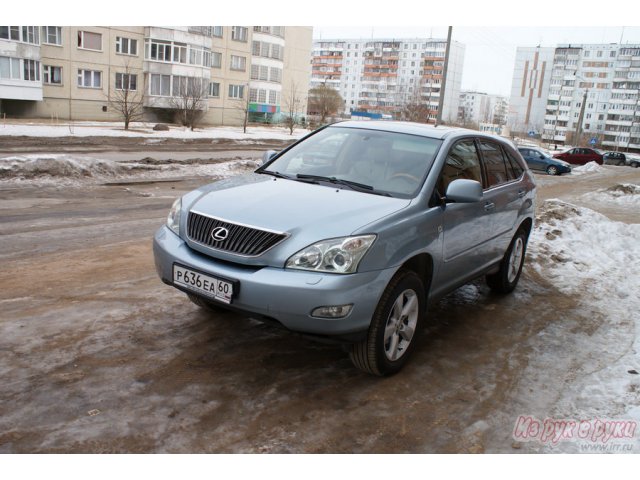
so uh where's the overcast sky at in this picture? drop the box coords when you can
[313,26,640,97]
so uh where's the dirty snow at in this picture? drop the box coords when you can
[0,153,259,186]
[581,184,640,207]
[571,161,603,175]
[528,199,640,451]
[0,121,307,141]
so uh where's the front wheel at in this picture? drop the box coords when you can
[350,269,426,376]
[546,165,559,175]
[486,230,528,294]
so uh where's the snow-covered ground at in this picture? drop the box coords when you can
[0,121,307,141]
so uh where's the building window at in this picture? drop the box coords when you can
[116,37,138,56]
[147,39,172,62]
[77,69,101,88]
[42,26,62,46]
[77,30,102,51]
[229,84,244,99]
[271,44,283,60]
[115,72,137,90]
[21,26,40,44]
[268,90,278,105]
[172,43,187,64]
[249,88,257,102]
[188,26,223,37]
[0,26,20,41]
[149,73,171,96]
[23,59,40,81]
[230,55,246,71]
[209,82,220,97]
[0,56,21,79]
[231,27,248,42]
[43,65,62,84]
[269,67,281,83]
[211,52,222,68]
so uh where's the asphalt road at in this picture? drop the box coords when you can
[1,157,638,453]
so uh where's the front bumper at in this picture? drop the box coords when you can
[153,226,396,337]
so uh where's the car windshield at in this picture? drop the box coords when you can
[259,126,442,197]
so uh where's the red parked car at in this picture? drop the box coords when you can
[553,147,604,165]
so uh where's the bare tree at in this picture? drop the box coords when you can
[169,77,208,131]
[307,83,343,124]
[397,81,430,123]
[109,61,144,130]
[283,82,302,135]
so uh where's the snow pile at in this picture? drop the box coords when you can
[528,199,640,429]
[584,183,640,207]
[529,199,640,296]
[0,154,259,185]
[0,154,133,179]
[571,161,602,175]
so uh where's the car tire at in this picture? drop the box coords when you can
[632,162,640,168]
[349,269,426,376]
[546,165,559,175]
[486,229,528,294]
[187,293,225,312]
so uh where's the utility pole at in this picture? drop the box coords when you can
[436,26,452,125]
[574,88,588,145]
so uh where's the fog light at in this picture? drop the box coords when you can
[311,304,353,319]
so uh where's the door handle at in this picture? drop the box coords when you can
[484,202,495,211]
[517,190,526,198]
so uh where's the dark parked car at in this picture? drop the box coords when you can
[518,147,572,175]
[553,147,603,165]
[603,151,640,167]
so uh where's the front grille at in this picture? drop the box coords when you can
[187,211,288,257]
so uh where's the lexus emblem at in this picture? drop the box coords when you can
[211,226,229,242]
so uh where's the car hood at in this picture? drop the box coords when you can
[184,173,412,262]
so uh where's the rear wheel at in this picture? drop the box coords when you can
[546,165,559,175]
[350,269,426,376]
[486,230,528,294]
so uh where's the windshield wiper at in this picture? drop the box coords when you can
[259,170,291,180]
[296,174,391,196]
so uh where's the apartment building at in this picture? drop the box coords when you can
[310,38,465,123]
[458,91,509,127]
[0,26,312,126]
[509,43,640,151]
[507,46,555,135]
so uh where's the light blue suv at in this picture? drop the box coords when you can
[153,121,536,375]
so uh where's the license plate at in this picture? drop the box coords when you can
[173,265,234,304]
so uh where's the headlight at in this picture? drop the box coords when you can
[286,235,376,274]
[166,197,182,236]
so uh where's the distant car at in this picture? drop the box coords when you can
[553,147,603,165]
[603,151,640,168]
[518,147,572,175]
[603,152,627,166]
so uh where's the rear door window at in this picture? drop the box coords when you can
[504,149,525,180]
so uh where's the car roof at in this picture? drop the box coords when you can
[328,120,501,141]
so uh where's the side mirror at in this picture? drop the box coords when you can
[261,150,278,165]
[445,179,483,203]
